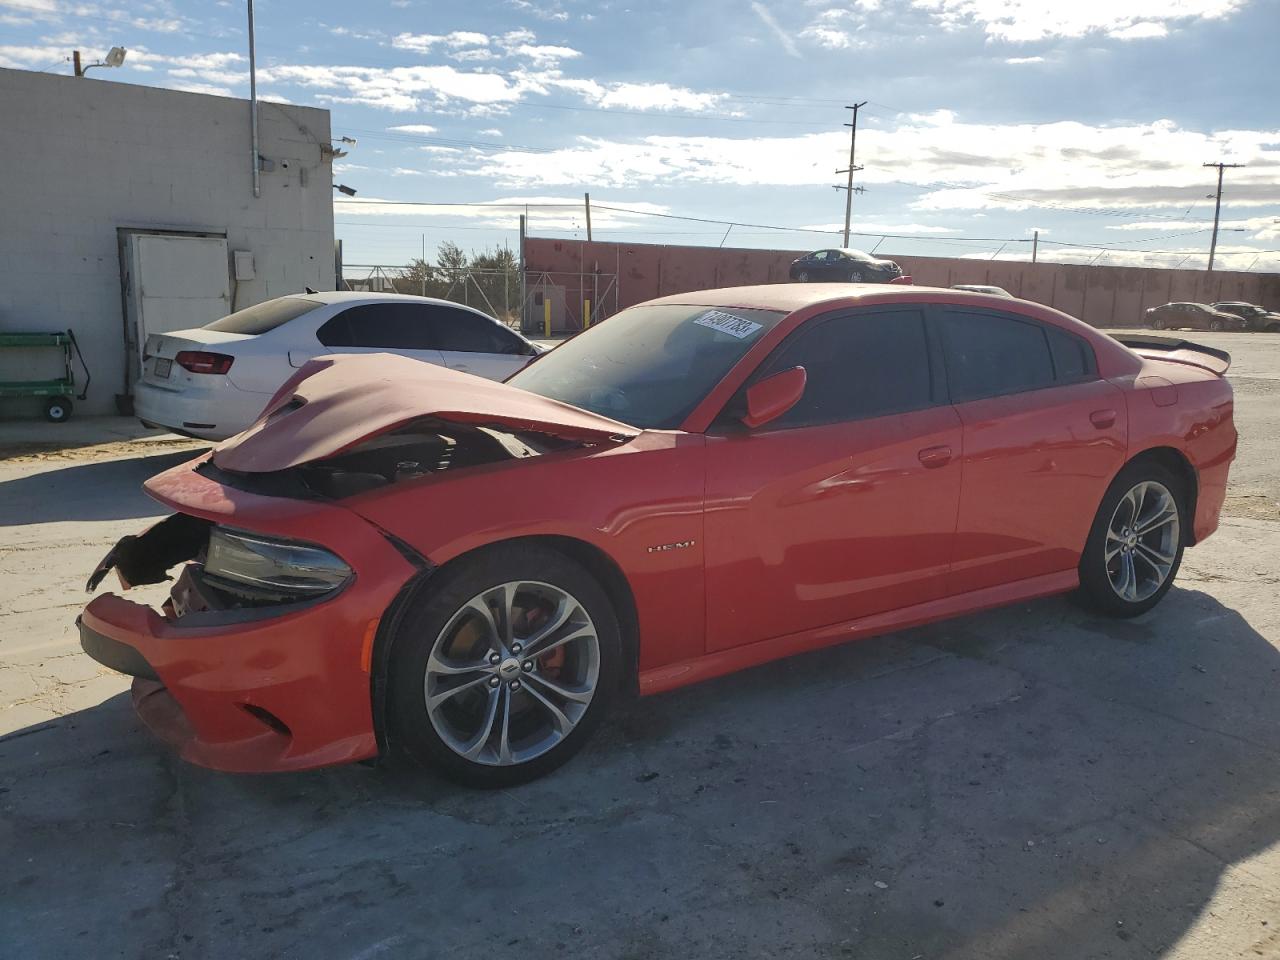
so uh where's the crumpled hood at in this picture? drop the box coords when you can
[212,353,638,473]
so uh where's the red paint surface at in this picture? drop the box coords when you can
[215,353,637,474]
[84,286,1236,773]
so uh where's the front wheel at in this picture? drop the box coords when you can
[796,270,810,282]
[1151,315,1166,330]
[848,269,864,282]
[1209,319,1224,332]
[1076,462,1186,618]
[388,544,622,788]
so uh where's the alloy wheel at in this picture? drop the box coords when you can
[1105,480,1180,603]
[424,581,600,766]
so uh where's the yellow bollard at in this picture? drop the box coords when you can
[583,299,591,329]
[543,298,551,338]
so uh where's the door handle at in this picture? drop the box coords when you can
[1090,409,1117,429]
[918,444,953,468]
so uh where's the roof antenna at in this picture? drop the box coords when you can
[305,286,318,294]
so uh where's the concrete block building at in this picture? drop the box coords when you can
[0,67,336,416]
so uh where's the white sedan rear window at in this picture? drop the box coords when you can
[205,297,318,335]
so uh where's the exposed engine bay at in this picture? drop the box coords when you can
[199,416,584,501]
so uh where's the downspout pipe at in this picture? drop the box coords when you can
[247,0,260,199]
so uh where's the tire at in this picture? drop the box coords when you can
[797,271,810,282]
[1151,315,1166,330]
[1209,319,1224,332]
[1076,460,1187,618]
[849,269,864,283]
[388,543,623,788]
[44,396,72,423]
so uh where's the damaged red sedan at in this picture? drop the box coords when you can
[79,285,1236,787]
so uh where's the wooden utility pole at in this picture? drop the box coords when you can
[1203,161,1244,272]
[1032,230,1039,264]
[835,101,867,247]
[584,192,593,241]
[72,50,83,76]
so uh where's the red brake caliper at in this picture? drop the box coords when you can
[522,604,565,681]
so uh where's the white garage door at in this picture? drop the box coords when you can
[129,234,231,362]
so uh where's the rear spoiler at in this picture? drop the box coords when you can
[1111,334,1231,377]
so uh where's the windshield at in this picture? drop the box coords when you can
[205,297,319,335]
[508,303,784,429]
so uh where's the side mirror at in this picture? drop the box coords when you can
[742,366,806,429]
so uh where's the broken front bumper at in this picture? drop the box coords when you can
[78,453,420,773]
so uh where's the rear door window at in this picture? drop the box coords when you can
[432,306,526,354]
[316,303,441,350]
[205,297,318,334]
[936,309,1056,402]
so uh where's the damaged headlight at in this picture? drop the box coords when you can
[204,528,352,599]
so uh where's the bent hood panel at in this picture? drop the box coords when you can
[212,353,638,473]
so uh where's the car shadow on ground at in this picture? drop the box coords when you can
[0,449,207,526]
[1,586,1276,959]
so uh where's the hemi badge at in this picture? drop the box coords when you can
[647,540,696,553]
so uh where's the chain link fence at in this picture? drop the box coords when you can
[339,265,619,336]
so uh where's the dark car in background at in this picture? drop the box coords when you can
[1212,302,1280,332]
[1143,302,1247,332]
[790,248,903,283]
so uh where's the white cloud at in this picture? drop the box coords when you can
[257,63,522,112]
[801,26,861,48]
[392,167,426,176]
[1005,55,1044,63]
[909,0,1246,42]
[1108,20,1168,38]
[751,2,801,57]
[596,82,725,111]
[479,127,503,136]
[391,29,581,66]
[444,112,1280,228]
[387,123,439,134]
[508,0,569,21]
[170,82,234,97]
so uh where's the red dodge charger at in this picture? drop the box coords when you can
[79,284,1236,787]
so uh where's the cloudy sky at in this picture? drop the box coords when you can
[3,0,1278,271]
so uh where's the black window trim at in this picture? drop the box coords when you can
[712,303,944,432]
[924,304,1099,405]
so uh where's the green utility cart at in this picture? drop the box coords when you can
[0,330,90,422]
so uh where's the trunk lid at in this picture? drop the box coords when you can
[141,329,253,385]
[212,353,639,473]
[143,328,254,359]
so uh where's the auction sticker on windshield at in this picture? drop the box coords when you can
[691,310,763,339]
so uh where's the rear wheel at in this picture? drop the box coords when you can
[44,396,72,423]
[1209,319,1224,332]
[848,269,864,282]
[1076,461,1186,618]
[389,544,622,788]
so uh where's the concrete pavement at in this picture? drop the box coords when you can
[1,334,1278,960]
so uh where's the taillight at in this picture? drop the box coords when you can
[175,351,234,374]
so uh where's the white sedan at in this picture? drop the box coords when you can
[134,292,542,440]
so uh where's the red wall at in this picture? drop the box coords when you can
[524,237,1280,329]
